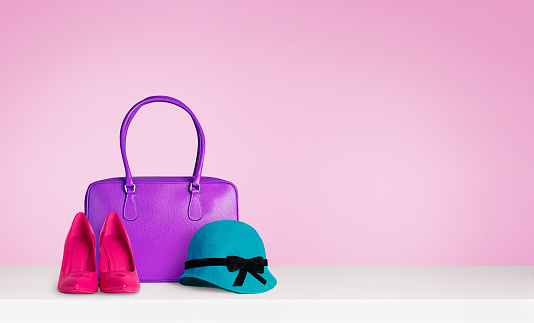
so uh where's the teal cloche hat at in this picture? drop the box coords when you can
[178,220,277,294]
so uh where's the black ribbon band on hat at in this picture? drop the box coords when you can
[185,256,268,286]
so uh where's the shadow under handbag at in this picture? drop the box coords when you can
[85,96,239,282]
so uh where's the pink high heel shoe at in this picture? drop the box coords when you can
[99,211,140,293]
[58,212,98,294]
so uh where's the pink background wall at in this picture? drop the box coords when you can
[1,1,533,266]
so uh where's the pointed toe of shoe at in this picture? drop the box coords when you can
[99,271,140,293]
[58,272,98,294]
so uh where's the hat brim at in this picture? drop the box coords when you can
[178,265,277,294]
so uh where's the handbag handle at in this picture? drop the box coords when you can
[120,96,205,191]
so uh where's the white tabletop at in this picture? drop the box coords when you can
[1,266,534,322]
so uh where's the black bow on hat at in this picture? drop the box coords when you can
[226,256,267,286]
[184,256,269,287]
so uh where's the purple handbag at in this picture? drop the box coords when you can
[85,96,238,282]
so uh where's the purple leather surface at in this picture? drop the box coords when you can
[85,96,238,282]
